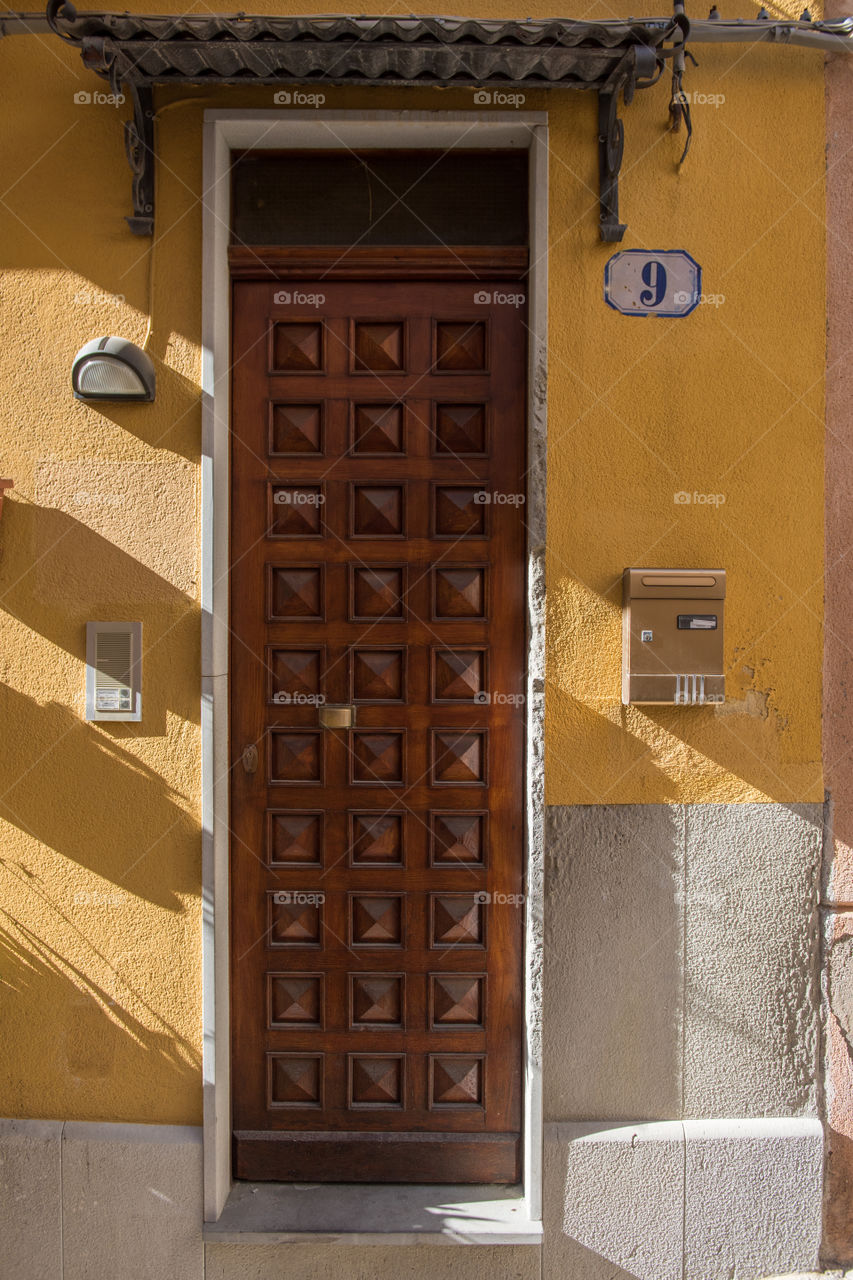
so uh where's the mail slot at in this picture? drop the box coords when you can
[622,568,726,705]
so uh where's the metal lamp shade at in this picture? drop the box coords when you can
[71,337,155,402]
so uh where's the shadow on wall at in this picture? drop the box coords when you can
[824,924,853,1266]
[73,362,202,465]
[544,1122,684,1280]
[544,800,822,1125]
[544,568,822,804]
[0,682,198,911]
[0,489,203,1121]
[0,916,200,1124]
[546,682,820,805]
[0,497,202,909]
[0,498,200,735]
[545,692,681,802]
[543,804,684,1122]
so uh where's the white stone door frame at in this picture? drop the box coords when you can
[200,108,548,1225]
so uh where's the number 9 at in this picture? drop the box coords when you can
[640,260,668,308]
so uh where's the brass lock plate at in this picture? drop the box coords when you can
[319,704,355,729]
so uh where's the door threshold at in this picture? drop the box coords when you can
[203,1181,542,1246]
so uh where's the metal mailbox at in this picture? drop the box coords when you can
[622,568,726,705]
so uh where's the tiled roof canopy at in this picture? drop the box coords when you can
[32,3,853,237]
[46,11,675,90]
[42,4,676,235]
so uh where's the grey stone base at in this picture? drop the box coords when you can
[0,1116,825,1280]
[545,1118,823,1280]
[0,1119,204,1280]
[544,803,824,1121]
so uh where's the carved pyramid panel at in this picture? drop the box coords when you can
[434,486,487,538]
[431,894,484,948]
[349,1054,404,1107]
[267,810,323,867]
[267,566,324,622]
[351,731,405,785]
[430,974,485,1027]
[268,1053,323,1107]
[434,403,487,455]
[270,403,323,454]
[350,974,404,1026]
[432,730,486,785]
[351,485,405,538]
[430,1055,484,1107]
[352,648,406,702]
[272,322,323,372]
[351,566,405,620]
[430,811,486,866]
[435,321,486,371]
[268,973,323,1027]
[353,404,404,454]
[354,322,404,372]
[349,812,404,866]
[351,894,404,947]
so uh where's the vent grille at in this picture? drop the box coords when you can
[94,630,133,712]
[85,622,141,721]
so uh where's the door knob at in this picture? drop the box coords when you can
[240,743,259,774]
[319,704,355,729]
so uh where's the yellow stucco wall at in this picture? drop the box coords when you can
[546,31,826,805]
[0,0,825,1124]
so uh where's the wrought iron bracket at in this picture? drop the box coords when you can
[75,32,156,235]
[597,46,660,243]
[122,81,155,236]
[598,85,628,243]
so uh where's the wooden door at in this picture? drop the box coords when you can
[230,264,527,1183]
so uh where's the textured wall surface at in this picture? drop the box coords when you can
[545,1119,823,1280]
[542,20,826,806]
[0,1117,826,1280]
[545,803,824,1122]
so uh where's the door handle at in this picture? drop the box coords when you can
[240,743,259,774]
[319,704,355,729]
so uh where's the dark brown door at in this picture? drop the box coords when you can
[230,264,527,1182]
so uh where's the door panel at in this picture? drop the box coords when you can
[230,276,527,1183]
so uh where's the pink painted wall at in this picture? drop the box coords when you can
[823,0,853,1260]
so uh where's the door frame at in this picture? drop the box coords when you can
[201,109,549,1224]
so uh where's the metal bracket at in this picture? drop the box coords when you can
[597,46,661,243]
[122,81,155,236]
[48,2,157,235]
[79,37,155,235]
[597,86,628,243]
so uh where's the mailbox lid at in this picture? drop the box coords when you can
[624,567,726,601]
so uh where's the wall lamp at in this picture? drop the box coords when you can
[72,337,156,402]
